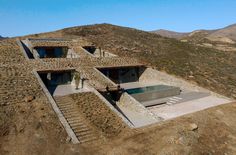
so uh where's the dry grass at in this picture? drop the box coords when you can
[59,24,236,99]
[70,92,127,138]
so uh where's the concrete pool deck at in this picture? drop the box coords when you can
[119,81,233,126]
[142,91,210,107]
[148,95,232,120]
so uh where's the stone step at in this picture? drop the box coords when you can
[75,130,95,137]
[78,134,94,140]
[54,98,72,102]
[59,108,77,112]
[74,128,90,133]
[55,97,74,101]
[58,105,77,110]
[64,114,81,119]
[63,111,81,116]
[60,109,79,113]
[79,135,97,143]
[56,102,75,106]
[71,122,88,129]
[55,96,72,100]
[79,133,97,139]
[57,103,76,107]
[66,118,83,123]
[62,109,80,114]
[71,123,88,129]
[78,135,96,142]
[62,111,80,116]
[63,112,81,118]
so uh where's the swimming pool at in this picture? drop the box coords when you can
[125,85,181,102]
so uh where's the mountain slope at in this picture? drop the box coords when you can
[1,24,236,154]
[152,24,236,42]
[152,24,236,51]
[207,24,236,42]
[27,24,236,98]
[152,29,187,39]
[61,24,235,98]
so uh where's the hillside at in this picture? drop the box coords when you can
[152,24,236,51]
[0,24,236,154]
[207,24,236,42]
[152,24,236,42]
[25,24,236,99]
[152,29,187,39]
[50,24,235,99]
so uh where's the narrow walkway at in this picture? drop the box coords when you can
[54,95,99,143]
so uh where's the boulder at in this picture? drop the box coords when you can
[188,123,198,131]
[24,96,35,102]
[66,136,72,143]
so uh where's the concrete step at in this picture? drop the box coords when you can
[67,118,83,124]
[69,121,85,127]
[60,109,79,113]
[69,120,85,126]
[77,134,96,142]
[59,106,77,111]
[66,115,83,121]
[79,135,97,143]
[64,110,80,114]
[55,97,74,102]
[71,123,88,129]
[64,114,82,119]
[75,130,92,136]
[57,104,76,108]
[59,104,77,108]
[79,134,96,141]
[74,128,90,133]
[56,101,75,106]
[63,111,80,116]
[71,122,88,129]
[61,111,80,116]
[79,132,97,138]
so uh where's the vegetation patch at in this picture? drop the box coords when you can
[70,92,127,138]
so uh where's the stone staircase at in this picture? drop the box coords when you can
[54,96,99,143]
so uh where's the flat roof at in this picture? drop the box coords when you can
[96,65,146,69]
[29,38,71,42]
[37,68,75,73]
[34,46,69,48]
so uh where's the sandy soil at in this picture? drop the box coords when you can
[1,95,235,155]
[80,102,236,155]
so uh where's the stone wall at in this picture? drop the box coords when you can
[117,92,161,127]
[139,68,229,98]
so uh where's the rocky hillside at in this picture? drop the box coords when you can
[152,24,236,42]
[207,24,236,42]
[27,24,236,99]
[152,29,187,39]
[1,24,236,154]
[152,24,236,51]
